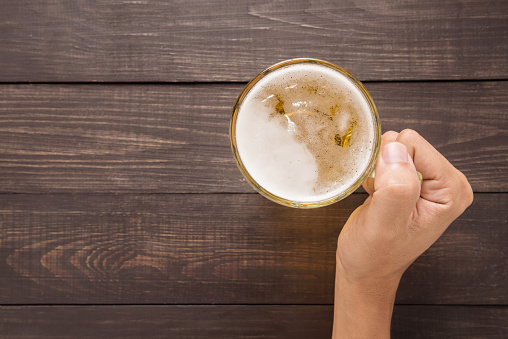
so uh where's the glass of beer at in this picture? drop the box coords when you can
[230,59,381,208]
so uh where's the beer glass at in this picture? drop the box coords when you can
[230,59,381,208]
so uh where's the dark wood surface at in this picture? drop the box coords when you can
[1,0,507,82]
[1,0,507,338]
[0,81,506,193]
[0,193,506,305]
[0,305,507,339]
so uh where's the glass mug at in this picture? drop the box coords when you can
[230,59,381,208]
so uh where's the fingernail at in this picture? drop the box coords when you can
[383,142,408,163]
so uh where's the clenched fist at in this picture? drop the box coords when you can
[333,129,473,339]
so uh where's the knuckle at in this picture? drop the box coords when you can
[397,129,420,144]
[458,171,474,208]
[443,170,474,214]
[383,130,399,139]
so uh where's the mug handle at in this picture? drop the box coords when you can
[370,170,423,185]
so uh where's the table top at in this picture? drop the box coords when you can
[0,1,507,338]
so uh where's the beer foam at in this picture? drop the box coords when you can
[235,62,375,204]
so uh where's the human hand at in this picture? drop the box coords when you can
[333,129,473,338]
[337,129,473,285]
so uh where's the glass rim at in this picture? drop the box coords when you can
[230,58,381,208]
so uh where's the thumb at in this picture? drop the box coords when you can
[369,142,421,227]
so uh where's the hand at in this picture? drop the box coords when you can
[333,129,473,338]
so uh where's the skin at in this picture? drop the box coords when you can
[332,129,474,339]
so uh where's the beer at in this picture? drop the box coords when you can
[230,59,380,208]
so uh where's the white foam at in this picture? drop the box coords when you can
[236,100,319,201]
[235,62,375,203]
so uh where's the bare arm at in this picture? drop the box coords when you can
[332,129,473,339]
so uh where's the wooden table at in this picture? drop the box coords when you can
[1,1,507,338]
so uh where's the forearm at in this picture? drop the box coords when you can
[332,268,400,339]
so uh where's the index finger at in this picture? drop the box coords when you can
[395,129,455,182]
[394,129,470,208]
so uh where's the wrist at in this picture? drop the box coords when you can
[335,271,400,311]
[332,264,401,339]
[335,259,402,298]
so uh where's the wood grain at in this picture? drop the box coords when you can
[0,305,506,339]
[0,0,507,82]
[0,81,506,193]
[0,193,505,305]
[1,2,506,338]
[391,306,508,339]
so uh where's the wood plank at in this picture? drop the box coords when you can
[0,82,506,193]
[392,305,508,339]
[0,193,505,304]
[0,305,506,338]
[0,0,507,82]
